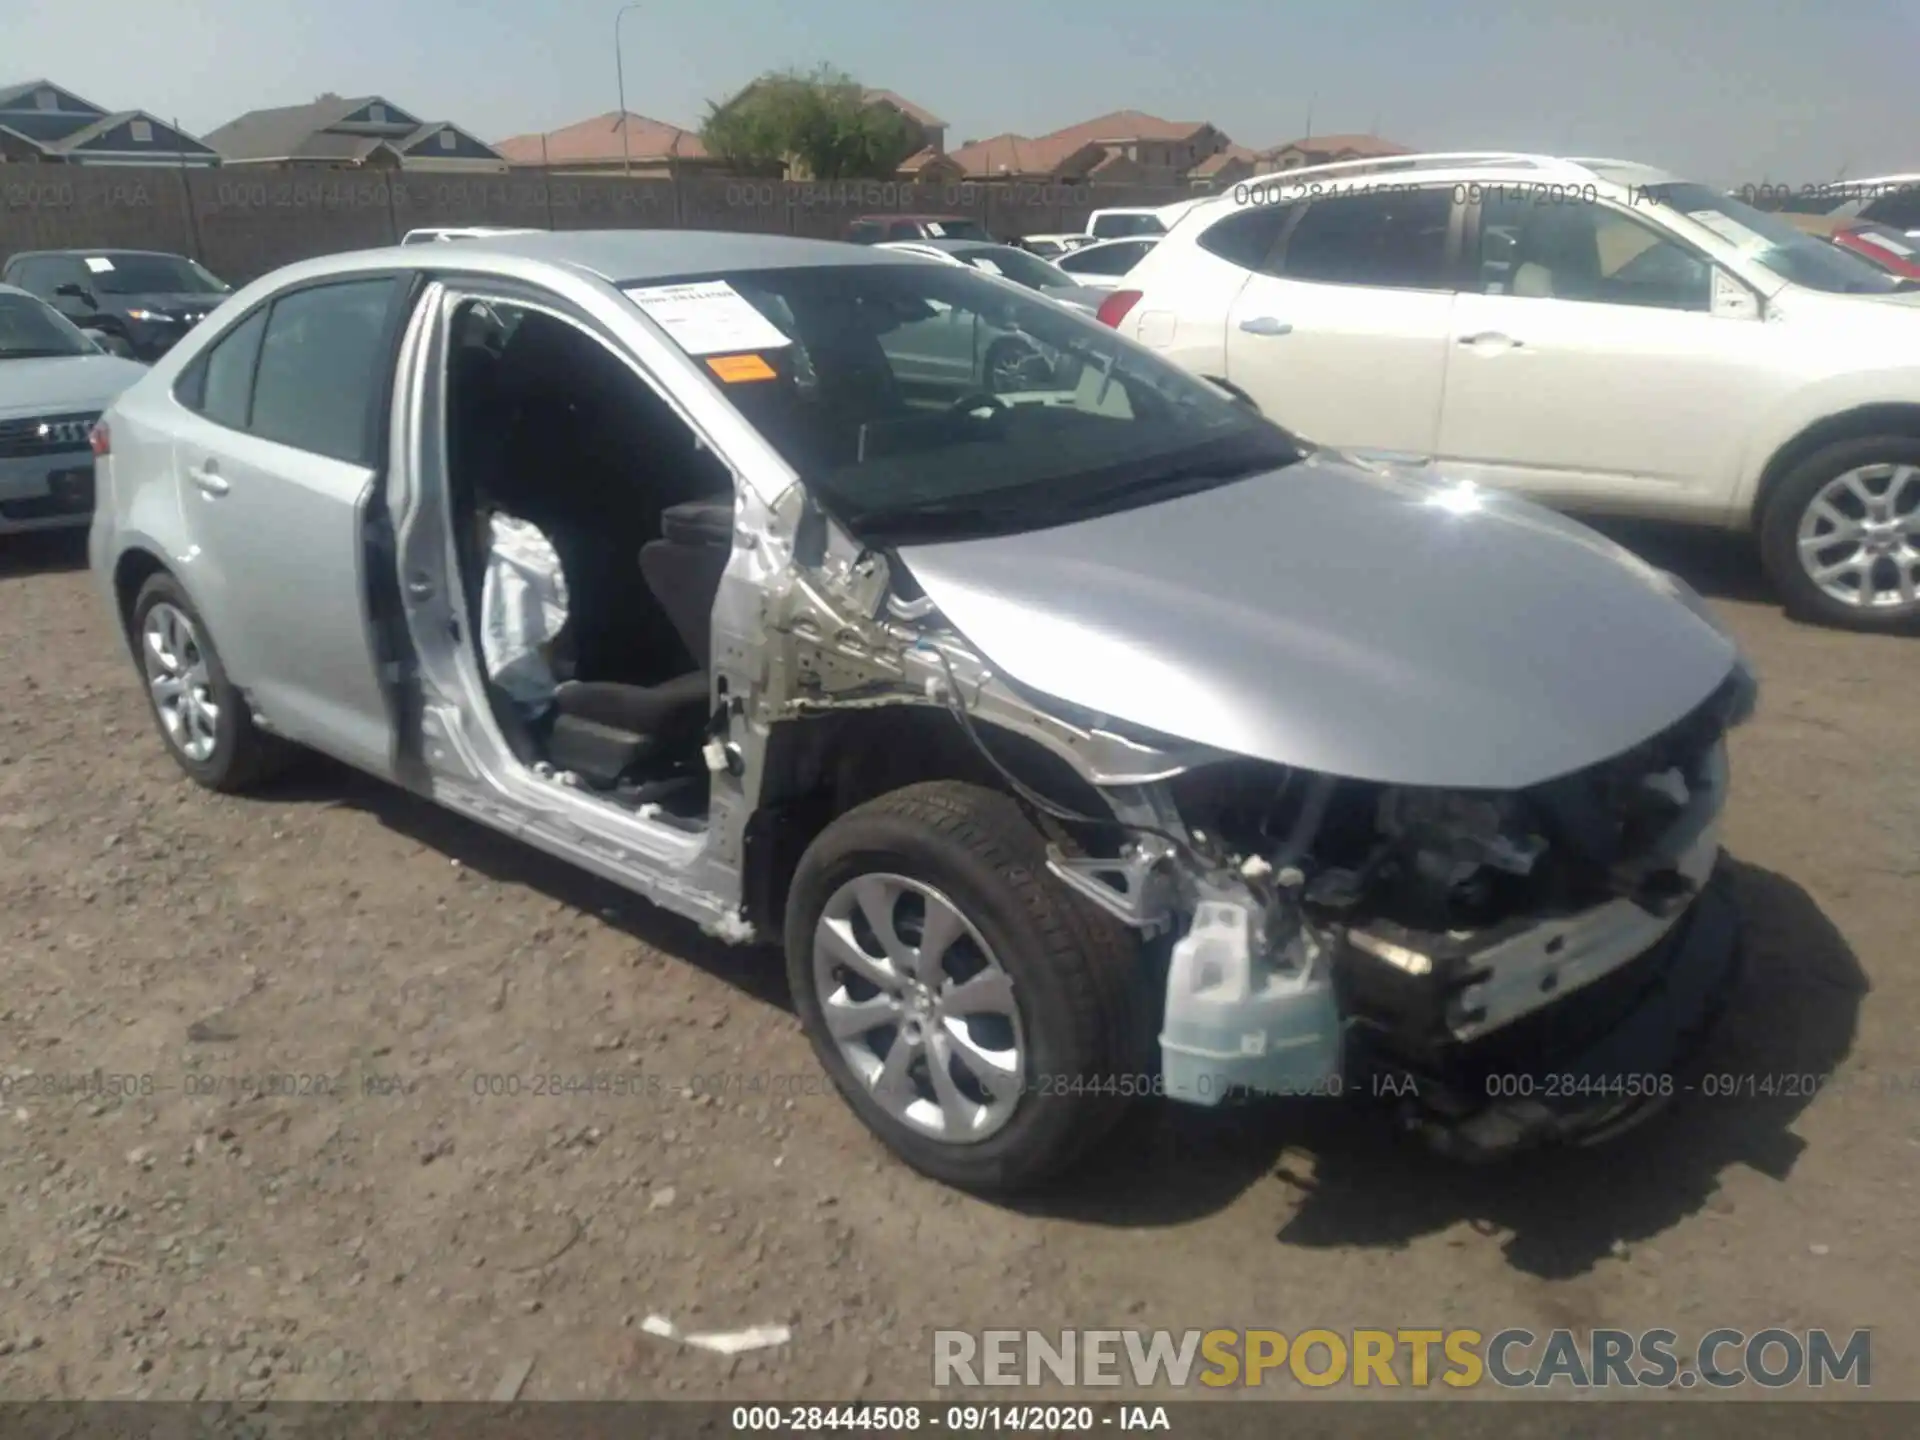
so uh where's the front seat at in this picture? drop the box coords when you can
[543,498,732,789]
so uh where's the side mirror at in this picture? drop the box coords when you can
[54,282,97,307]
[92,332,137,358]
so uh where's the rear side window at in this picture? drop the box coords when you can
[887,221,924,241]
[1063,240,1155,276]
[1280,188,1454,290]
[249,278,400,464]
[1196,206,1292,273]
[1861,189,1920,232]
[183,307,269,430]
[847,222,883,244]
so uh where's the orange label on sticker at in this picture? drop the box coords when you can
[707,353,777,383]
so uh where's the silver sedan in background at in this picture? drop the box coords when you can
[0,284,147,536]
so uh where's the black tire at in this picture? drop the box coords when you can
[784,780,1149,1194]
[1759,434,1920,633]
[130,572,298,792]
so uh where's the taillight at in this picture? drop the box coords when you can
[89,420,111,457]
[1095,289,1144,329]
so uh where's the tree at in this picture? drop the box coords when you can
[701,65,921,180]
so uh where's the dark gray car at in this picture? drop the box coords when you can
[91,230,1754,1194]
[2,249,230,361]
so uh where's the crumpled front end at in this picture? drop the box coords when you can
[1046,663,1755,1157]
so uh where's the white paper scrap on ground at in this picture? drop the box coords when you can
[640,1313,793,1355]
[623,281,793,356]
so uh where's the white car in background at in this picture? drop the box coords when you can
[400,226,543,246]
[1101,151,1920,631]
[1082,199,1205,242]
[1053,236,1161,291]
[1012,233,1094,259]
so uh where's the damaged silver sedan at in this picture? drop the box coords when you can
[90,231,1756,1193]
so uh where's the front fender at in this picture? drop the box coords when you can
[1727,370,1920,524]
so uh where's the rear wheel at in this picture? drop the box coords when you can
[1759,435,1920,632]
[132,573,297,792]
[784,781,1148,1194]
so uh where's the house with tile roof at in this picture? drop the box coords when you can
[0,79,218,165]
[203,94,506,172]
[494,112,718,176]
[1258,133,1413,171]
[950,109,1238,185]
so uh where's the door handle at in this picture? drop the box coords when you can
[1238,316,1293,336]
[1458,332,1523,348]
[406,572,436,600]
[186,460,229,496]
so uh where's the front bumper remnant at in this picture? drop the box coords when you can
[1361,861,1743,1161]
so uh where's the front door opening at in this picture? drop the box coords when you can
[441,297,736,824]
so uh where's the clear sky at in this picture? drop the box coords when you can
[8,0,1916,183]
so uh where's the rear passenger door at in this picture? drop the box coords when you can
[169,274,415,775]
[1223,186,1462,455]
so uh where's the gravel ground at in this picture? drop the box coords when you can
[0,523,1914,1404]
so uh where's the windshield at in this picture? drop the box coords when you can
[0,291,93,359]
[946,245,1074,291]
[918,218,990,241]
[621,265,1297,544]
[1090,213,1166,239]
[1644,185,1901,294]
[85,254,229,296]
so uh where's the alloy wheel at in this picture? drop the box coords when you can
[141,601,220,763]
[811,872,1026,1144]
[1796,463,1920,611]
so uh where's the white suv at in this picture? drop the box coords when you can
[1103,152,1920,631]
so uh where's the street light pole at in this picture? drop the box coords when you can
[614,3,643,177]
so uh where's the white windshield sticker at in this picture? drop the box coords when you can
[84,256,115,273]
[925,222,949,237]
[970,257,1003,275]
[1685,211,1771,253]
[622,280,792,356]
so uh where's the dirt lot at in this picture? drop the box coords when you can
[0,522,1914,1405]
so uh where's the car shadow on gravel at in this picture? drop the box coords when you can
[255,757,794,1013]
[0,529,89,579]
[1017,858,1868,1280]
[1578,516,1776,608]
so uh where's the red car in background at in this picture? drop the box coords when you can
[1783,212,1920,280]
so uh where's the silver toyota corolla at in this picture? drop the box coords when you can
[1,284,147,536]
[90,230,1756,1193]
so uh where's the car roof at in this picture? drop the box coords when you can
[238,229,930,292]
[852,214,974,222]
[6,247,190,261]
[886,237,1015,253]
[0,281,40,300]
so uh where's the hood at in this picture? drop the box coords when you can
[0,353,149,418]
[896,454,1740,790]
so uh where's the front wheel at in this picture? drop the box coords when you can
[784,781,1148,1194]
[1759,436,1920,632]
